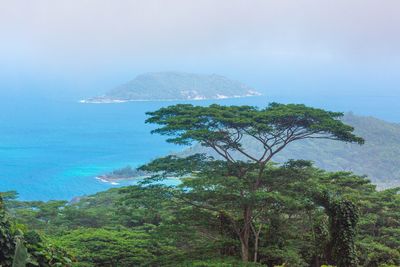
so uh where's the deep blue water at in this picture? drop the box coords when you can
[0,93,399,201]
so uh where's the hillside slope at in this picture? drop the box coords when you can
[182,113,400,189]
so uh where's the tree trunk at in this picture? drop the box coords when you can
[241,239,249,262]
[253,224,263,262]
[253,232,259,262]
[240,206,252,262]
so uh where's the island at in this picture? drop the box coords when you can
[81,72,261,103]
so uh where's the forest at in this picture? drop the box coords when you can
[1,103,399,267]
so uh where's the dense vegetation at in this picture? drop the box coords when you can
[2,167,399,266]
[0,195,72,266]
[1,103,399,266]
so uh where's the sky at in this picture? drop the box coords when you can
[0,0,399,98]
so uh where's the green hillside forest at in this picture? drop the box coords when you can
[1,103,399,267]
[183,112,400,189]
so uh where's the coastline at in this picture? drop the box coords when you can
[95,174,151,185]
[79,93,262,104]
[95,174,181,185]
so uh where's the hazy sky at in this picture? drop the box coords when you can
[1,0,399,97]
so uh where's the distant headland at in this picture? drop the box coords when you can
[80,72,261,103]
[95,166,150,184]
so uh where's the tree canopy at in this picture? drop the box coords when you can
[146,103,364,164]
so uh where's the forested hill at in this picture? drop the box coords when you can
[83,72,261,102]
[183,113,400,188]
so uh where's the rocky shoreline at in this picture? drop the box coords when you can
[95,166,151,184]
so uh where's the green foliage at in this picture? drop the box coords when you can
[329,199,359,267]
[12,238,28,267]
[24,231,73,267]
[0,195,72,267]
[51,228,153,267]
[0,199,16,266]
[5,171,399,266]
[146,103,364,147]
[358,239,400,267]
[175,258,263,266]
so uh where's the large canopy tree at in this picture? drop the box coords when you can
[143,103,364,262]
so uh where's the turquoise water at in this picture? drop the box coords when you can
[0,93,398,201]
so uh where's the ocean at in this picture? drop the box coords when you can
[0,93,399,201]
